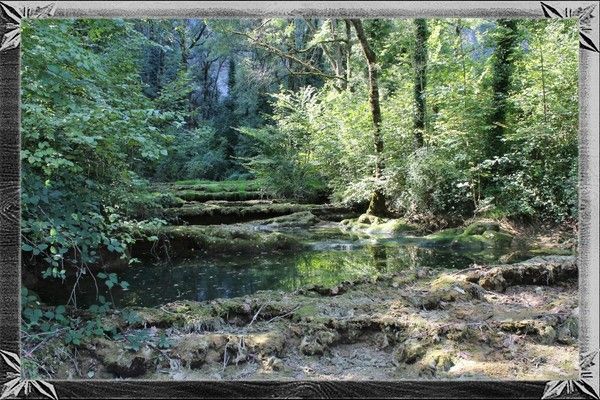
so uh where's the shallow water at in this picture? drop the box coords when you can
[36,236,510,308]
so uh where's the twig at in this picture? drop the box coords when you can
[247,304,265,327]
[265,306,301,324]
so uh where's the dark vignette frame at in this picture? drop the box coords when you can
[1,1,598,398]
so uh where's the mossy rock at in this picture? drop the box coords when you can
[171,334,210,369]
[499,251,533,264]
[420,348,455,372]
[258,211,322,228]
[421,228,465,247]
[126,307,182,328]
[93,338,155,378]
[343,216,420,236]
[421,224,512,251]
[299,330,339,355]
[393,339,426,364]
[530,247,574,256]
[366,219,419,234]
[133,225,305,259]
[175,191,264,202]
[244,331,287,357]
[414,275,484,309]
[164,202,312,225]
[471,256,577,292]
[463,221,500,236]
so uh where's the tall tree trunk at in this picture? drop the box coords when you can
[413,19,428,149]
[487,19,518,160]
[345,20,352,87]
[456,20,468,134]
[350,19,387,217]
[539,44,548,123]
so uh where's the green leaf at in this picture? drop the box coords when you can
[21,243,34,252]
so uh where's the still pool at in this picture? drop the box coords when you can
[34,236,514,308]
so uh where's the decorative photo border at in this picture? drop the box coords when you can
[0,1,598,398]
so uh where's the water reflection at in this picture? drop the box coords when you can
[35,239,508,308]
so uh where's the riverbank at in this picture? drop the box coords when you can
[29,255,578,380]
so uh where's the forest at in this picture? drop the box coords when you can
[19,17,579,381]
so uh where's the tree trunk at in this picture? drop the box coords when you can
[413,19,428,149]
[487,19,518,160]
[539,44,548,122]
[345,20,352,86]
[350,19,387,217]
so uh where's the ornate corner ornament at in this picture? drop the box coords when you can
[0,1,56,52]
[540,2,599,52]
[0,350,58,400]
[542,349,600,399]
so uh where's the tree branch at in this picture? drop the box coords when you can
[233,30,347,83]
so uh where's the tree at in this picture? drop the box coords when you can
[413,19,428,149]
[350,19,387,216]
[486,19,518,159]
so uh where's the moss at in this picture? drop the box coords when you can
[421,228,464,246]
[393,339,427,364]
[291,304,319,322]
[127,307,182,328]
[164,203,313,225]
[414,275,484,309]
[419,347,455,372]
[463,221,500,236]
[93,338,156,378]
[175,190,264,202]
[469,256,577,292]
[421,222,512,250]
[254,211,322,228]
[170,179,261,193]
[133,225,305,259]
[342,216,420,236]
[530,247,574,256]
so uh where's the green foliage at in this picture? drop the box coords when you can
[21,18,175,300]
[240,87,330,202]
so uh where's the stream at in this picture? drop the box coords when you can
[36,233,512,308]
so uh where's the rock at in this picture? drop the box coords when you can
[357,214,381,225]
[420,349,455,373]
[416,276,484,309]
[394,339,426,364]
[539,326,557,345]
[470,256,577,292]
[245,331,286,357]
[478,269,507,292]
[482,230,513,248]
[557,315,578,344]
[259,211,322,228]
[499,251,531,264]
[299,330,338,355]
[94,338,154,378]
[171,334,210,369]
[463,221,500,236]
[262,356,284,371]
